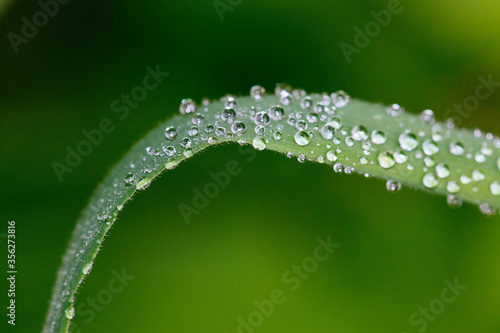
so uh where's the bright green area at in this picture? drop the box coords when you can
[1,1,500,332]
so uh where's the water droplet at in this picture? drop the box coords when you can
[231,121,247,136]
[205,124,215,133]
[423,173,438,189]
[422,140,439,156]
[252,137,266,151]
[490,181,500,196]
[163,146,176,157]
[297,154,306,163]
[386,180,401,192]
[124,173,136,185]
[449,141,465,156]
[333,163,343,173]
[497,157,500,171]
[472,169,485,182]
[344,166,354,175]
[474,152,486,163]
[329,117,341,130]
[254,111,271,127]
[180,138,192,149]
[399,132,419,151]
[307,112,319,123]
[165,126,178,140]
[387,104,404,117]
[280,91,292,105]
[446,181,460,193]
[331,90,350,108]
[321,124,336,140]
[435,163,450,178]
[460,175,472,184]
[273,131,282,140]
[183,149,193,158]
[420,109,435,124]
[394,151,408,164]
[221,108,236,123]
[351,125,368,141]
[479,203,496,216]
[192,113,205,125]
[224,96,237,108]
[294,131,310,146]
[371,130,386,145]
[136,178,151,190]
[326,150,338,162]
[296,120,308,131]
[424,157,435,167]
[179,98,196,115]
[345,137,354,147]
[300,96,313,109]
[378,152,395,169]
[188,126,199,137]
[65,306,75,319]
[82,261,93,275]
[447,194,463,208]
[250,85,266,101]
[269,105,285,121]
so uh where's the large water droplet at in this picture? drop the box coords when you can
[449,141,465,156]
[221,108,236,123]
[331,90,350,108]
[326,150,338,162]
[269,105,285,121]
[399,132,419,151]
[435,163,450,178]
[300,96,313,109]
[420,109,435,124]
[446,181,460,193]
[192,113,205,125]
[65,306,75,319]
[254,111,271,127]
[231,121,247,135]
[394,150,408,164]
[490,181,500,196]
[422,140,439,156]
[252,137,266,151]
[371,130,386,145]
[250,85,266,101]
[378,152,395,169]
[321,124,336,140]
[294,131,310,146]
[165,126,178,140]
[423,173,438,188]
[387,104,404,117]
[472,169,485,182]
[179,98,196,115]
[386,180,401,192]
[163,146,176,157]
[351,125,368,141]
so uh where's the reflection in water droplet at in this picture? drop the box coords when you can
[399,132,419,151]
[371,130,386,145]
[252,137,266,151]
[294,131,310,146]
[378,152,395,169]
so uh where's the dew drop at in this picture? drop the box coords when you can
[423,173,439,189]
[326,150,338,162]
[297,154,306,163]
[296,119,308,131]
[188,126,199,137]
[180,137,192,149]
[82,261,93,275]
[399,132,419,151]
[387,104,404,117]
[420,109,435,124]
[254,111,271,127]
[273,131,282,140]
[294,131,310,146]
[330,117,342,130]
[124,173,136,185]
[352,125,368,141]
[394,150,408,164]
[371,130,386,145]
[449,141,465,156]
[384,179,400,192]
[221,108,236,123]
[65,306,75,319]
[307,112,319,123]
[333,163,343,173]
[192,113,205,125]
[252,137,266,151]
[378,152,395,169]
[344,166,354,175]
[231,121,247,136]
[269,105,285,121]
[345,137,354,147]
[331,90,350,108]
[224,96,237,108]
[165,126,178,140]
[479,203,496,216]
[179,98,196,115]
[321,124,336,140]
[472,169,485,182]
[490,181,500,196]
[250,85,266,101]
[422,140,439,156]
[300,96,313,109]
[447,194,463,208]
[435,163,450,178]
[447,181,460,193]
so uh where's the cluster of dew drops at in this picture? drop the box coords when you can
[126,83,500,216]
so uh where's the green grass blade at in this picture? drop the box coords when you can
[43,87,500,332]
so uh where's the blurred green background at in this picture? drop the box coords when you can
[1,0,500,332]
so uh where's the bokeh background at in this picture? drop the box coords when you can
[2,1,500,332]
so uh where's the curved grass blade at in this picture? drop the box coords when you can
[43,86,500,332]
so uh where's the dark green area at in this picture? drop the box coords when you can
[1,1,499,332]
